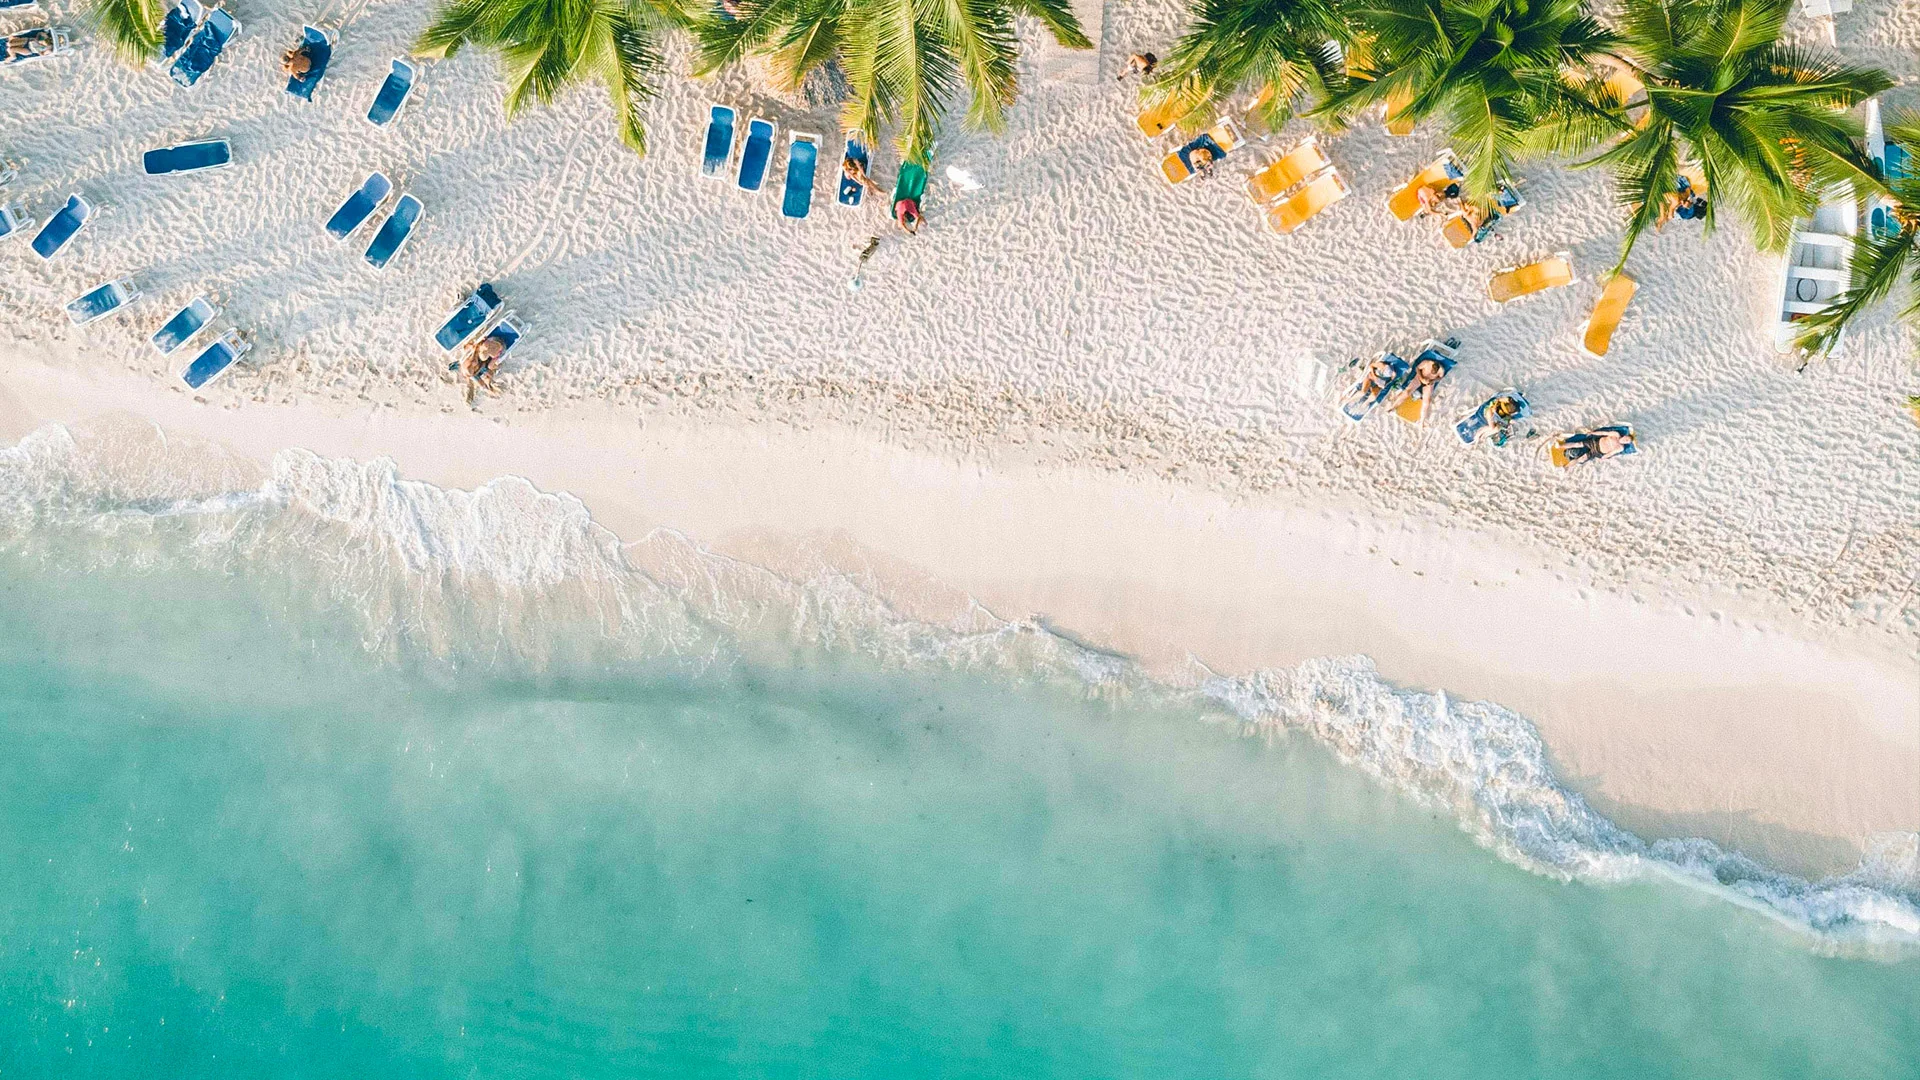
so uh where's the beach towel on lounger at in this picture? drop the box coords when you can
[160,0,203,58]
[434,284,504,352]
[737,118,774,191]
[1162,119,1242,185]
[169,8,237,87]
[782,133,819,219]
[701,105,735,177]
[286,26,332,100]
[151,296,216,355]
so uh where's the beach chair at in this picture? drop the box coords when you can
[0,203,28,241]
[1265,170,1349,235]
[2,26,71,67]
[1136,94,1197,139]
[1488,254,1574,303]
[1441,184,1523,248]
[285,26,332,100]
[433,283,504,351]
[169,8,237,87]
[151,296,216,355]
[325,172,391,239]
[1392,344,1456,423]
[701,104,735,178]
[1162,119,1242,185]
[29,193,89,260]
[180,329,250,390]
[1456,389,1530,446]
[1550,424,1637,468]
[142,138,231,175]
[0,0,40,9]
[838,136,869,206]
[736,118,774,191]
[160,0,203,59]
[1580,274,1637,357]
[64,279,139,326]
[1386,150,1463,221]
[781,132,819,219]
[1385,86,1415,136]
[364,193,422,270]
[1340,353,1409,422]
[1244,136,1332,206]
[892,161,928,211]
[366,59,417,127]
[478,315,524,364]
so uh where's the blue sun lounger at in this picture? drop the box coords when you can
[838,137,868,207]
[2,26,71,66]
[285,26,332,100]
[159,0,203,59]
[433,283,503,351]
[479,316,523,362]
[702,104,735,178]
[143,139,231,175]
[0,0,40,9]
[65,279,140,326]
[366,59,416,126]
[782,132,818,219]
[736,118,773,191]
[180,329,249,390]
[1339,353,1409,422]
[325,172,390,239]
[30,193,89,260]
[1456,389,1530,446]
[169,7,237,88]
[0,203,27,241]
[151,296,216,354]
[364,193,421,270]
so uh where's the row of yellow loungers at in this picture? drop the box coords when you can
[1242,136,1350,235]
[1488,253,1638,359]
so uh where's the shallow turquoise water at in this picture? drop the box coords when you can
[2,542,1917,1079]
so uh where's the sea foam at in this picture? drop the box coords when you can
[3,421,1915,950]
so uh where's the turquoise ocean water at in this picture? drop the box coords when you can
[1,424,1916,1078]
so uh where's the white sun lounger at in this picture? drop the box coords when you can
[180,329,249,389]
[65,279,140,326]
[0,203,29,241]
[151,296,217,354]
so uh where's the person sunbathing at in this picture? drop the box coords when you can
[1387,356,1447,408]
[1560,428,1634,463]
[1187,144,1217,180]
[281,43,312,77]
[7,30,52,59]
[460,337,505,403]
[1121,52,1157,80]
[1348,357,1401,408]
[842,156,885,199]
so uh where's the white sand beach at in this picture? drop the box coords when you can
[2,0,1916,881]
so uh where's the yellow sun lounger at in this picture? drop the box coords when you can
[1266,171,1350,235]
[1385,86,1415,136]
[1488,254,1575,303]
[1678,164,1708,196]
[1245,137,1332,205]
[1581,273,1637,356]
[1386,150,1462,222]
[1136,94,1195,138]
[1162,118,1243,185]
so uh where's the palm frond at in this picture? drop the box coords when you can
[86,0,166,63]
[1793,223,1917,354]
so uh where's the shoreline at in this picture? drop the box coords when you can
[4,348,1914,880]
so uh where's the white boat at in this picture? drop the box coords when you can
[1772,187,1857,355]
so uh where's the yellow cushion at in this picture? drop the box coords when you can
[1582,274,1638,355]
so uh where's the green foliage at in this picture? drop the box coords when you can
[1149,0,1349,135]
[1317,0,1620,201]
[1547,0,1890,267]
[86,0,166,64]
[693,0,1089,166]
[417,0,691,155]
[1793,111,1920,355]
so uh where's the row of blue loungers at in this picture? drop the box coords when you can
[700,105,838,220]
[61,282,249,390]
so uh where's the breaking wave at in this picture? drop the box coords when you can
[3,420,1915,952]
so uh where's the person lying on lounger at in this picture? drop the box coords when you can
[1386,355,1447,409]
[460,337,505,403]
[281,42,312,77]
[1350,356,1401,403]
[1187,144,1218,180]
[1121,52,1157,80]
[1559,428,1634,464]
[842,156,885,200]
[7,30,52,59]
[1416,182,1460,217]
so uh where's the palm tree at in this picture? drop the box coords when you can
[1549,0,1889,265]
[416,0,692,155]
[1148,0,1350,135]
[1316,0,1619,201]
[693,0,1090,166]
[86,0,166,63]
[1793,112,1920,354]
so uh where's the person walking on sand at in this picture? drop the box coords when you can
[895,194,921,235]
[850,235,882,291]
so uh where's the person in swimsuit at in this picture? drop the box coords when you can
[460,337,505,402]
[895,196,921,234]
[842,155,885,199]
[1387,355,1447,409]
[281,43,312,77]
